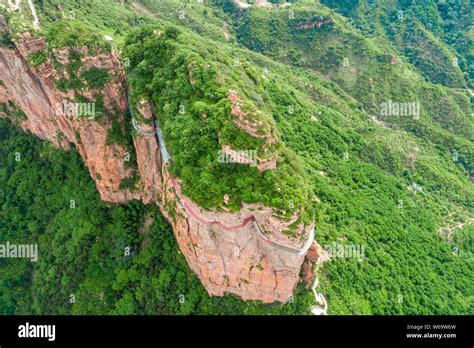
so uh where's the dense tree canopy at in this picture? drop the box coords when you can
[0,0,472,315]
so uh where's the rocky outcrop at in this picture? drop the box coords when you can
[295,17,333,31]
[304,242,331,315]
[133,101,162,204]
[228,90,276,146]
[0,30,325,304]
[156,168,311,303]
[0,30,138,202]
[304,241,331,286]
[130,110,313,302]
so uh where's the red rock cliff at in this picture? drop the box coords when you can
[0,30,139,203]
[0,29,323,304]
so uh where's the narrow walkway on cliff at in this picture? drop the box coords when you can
[129,101,314,256]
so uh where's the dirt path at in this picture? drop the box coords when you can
[7,0,40,30]
[27,0,40,30]
[310,272,328,315]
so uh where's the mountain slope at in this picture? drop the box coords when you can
[0,0,472,314]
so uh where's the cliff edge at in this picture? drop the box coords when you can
[0,21,323,303]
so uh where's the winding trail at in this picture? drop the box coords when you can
[7,0,40,30]
[27,0,40,30]
[310,276,328,315]
[131,113,314,256]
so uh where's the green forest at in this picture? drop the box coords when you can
[0,119,314,315]
[0,0,473,315]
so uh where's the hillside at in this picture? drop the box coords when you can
[0,0,472,315]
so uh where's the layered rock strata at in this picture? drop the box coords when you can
[0,30,324,303]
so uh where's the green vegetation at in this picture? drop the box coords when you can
[45,20,111,52]
[0,101,27,121]
[212,0,473,314]
[0,119,314,315]
[125,0,473,314]
[0,0,472,315]
[27,50,48,68]
[54,49,85,92]
[0,31,14,48]
[321,0,472,87]
[124,25,316,223]
[80,67,111,90]
[43,24,112,94]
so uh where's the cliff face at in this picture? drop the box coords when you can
[133,103,313,303]
[0,31,139,203]
[0,30,324,303]
[158,168,309,303]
